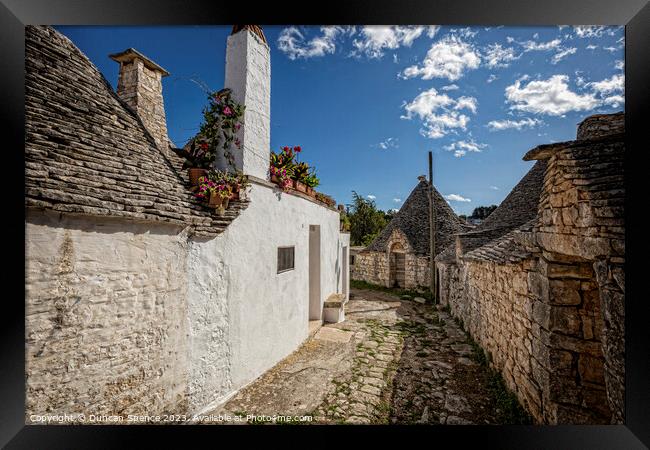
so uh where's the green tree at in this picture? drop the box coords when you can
[347,191,388,246]
[470,205,498,220]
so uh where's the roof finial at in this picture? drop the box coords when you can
[231,25,267,45]
[418,175,427,182]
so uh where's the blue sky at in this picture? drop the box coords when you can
[56,25,624,215]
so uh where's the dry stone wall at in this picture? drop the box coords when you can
[528,124,625,424]
[352,229,431,290]
[438,113,624,424]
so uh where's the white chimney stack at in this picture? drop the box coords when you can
[223,25,271,180]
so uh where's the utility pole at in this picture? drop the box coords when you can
[428,151,437,304]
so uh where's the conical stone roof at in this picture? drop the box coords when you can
[365,178,471,256]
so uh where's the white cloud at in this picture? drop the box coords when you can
[490,185,500,190]
[603,46,618,53]
[573,26,613,38]
[586,44,598,50]
[393,198,402,203]
[487,74,498,83]
[351,26,427,59]
[401,34,481,81]
[551,47,577,64]
[374,137,399,149]
[454,96,478,113]
[444,139,487,157]
[367,194,376,200]
[521,38,562,52]
[277,26,348,59]
[602,95,624,107]
[427,26,441,38]
[589,73,624,95]
[505,75,600,116]
[392,54,399,64]
[587,73,625,108]
[445,193,471,202]
[486,117,542,131]
[483,43,520,68]
[615,60,624,70]
[401,88,477,139]
[441,84,459,91]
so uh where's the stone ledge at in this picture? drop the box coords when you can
[324,293,347,309]
[248,175,339,212]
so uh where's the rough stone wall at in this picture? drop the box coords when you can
[531,133,625,424]
[224,28,271,180]
[439,250,611,424]
[115,59,170,150]
[25,210,190,420]
[352,251,388,287]
[352,251,430,290]
[438,113,624,424]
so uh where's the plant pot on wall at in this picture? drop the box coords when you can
[188,168,208,187]
[306,186,315,197]
[207,191,226,209]
[293,180,308,194]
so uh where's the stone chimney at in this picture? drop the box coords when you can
[224,25,271,179]
[110,48,170,150]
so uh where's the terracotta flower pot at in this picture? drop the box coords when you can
[207,191,225,209]
[293,180,308,193]
[188,168,208,187]
[270,174,280,184]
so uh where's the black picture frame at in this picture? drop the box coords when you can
[2,0,647,447]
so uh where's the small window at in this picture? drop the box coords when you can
[277,246,295,273]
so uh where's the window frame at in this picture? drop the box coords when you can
[277,246,295,274]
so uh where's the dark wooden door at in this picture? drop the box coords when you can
[392,253,405,288]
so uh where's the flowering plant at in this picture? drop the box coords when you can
[182,88,245,170]
[269,166,293,191]
[194,174,232,202]
[304,168,320,188]
[270,146,301,191]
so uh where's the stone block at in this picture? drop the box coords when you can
[578,354,605,384]
[532,301,550,329]
[528,271,549,301]
[550,306,582,337]
[548,279,582,305]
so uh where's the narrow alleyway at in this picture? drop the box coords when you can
[202,287,530,425]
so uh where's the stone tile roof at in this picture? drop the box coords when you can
[435,160,547,264]
[461,220,537,264]
[25,25,248,238]
[365,179,471,256]
[476,160,546,234]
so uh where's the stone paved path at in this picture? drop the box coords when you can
[203,287,523,425]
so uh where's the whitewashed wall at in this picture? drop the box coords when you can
[187,181,345,412]
[26,184,348,418]
[25,210,191,417]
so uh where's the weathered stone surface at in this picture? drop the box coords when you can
[25,26,248,239]
[437,113,624,425]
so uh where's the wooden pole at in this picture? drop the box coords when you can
[428,151,437,304]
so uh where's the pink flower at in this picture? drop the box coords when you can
[223,106,232,116]
[235,123,241,130]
